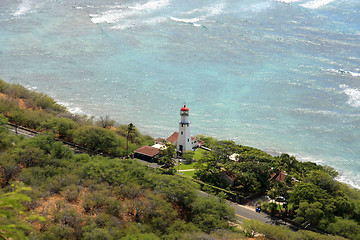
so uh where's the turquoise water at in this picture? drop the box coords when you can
[1,0,359,188]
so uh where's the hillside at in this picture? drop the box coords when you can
[0,79,357,239]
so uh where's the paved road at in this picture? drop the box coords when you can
[227,200,290,226]
[198,191,294,228]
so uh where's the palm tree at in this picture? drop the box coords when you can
[126,123,134,156]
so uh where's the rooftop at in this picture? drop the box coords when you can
[134,145,160,157]
[166,132,179,143]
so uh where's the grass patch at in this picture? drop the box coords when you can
[193,148,206,160]
[181,170,196,178]
[178,162,196,170]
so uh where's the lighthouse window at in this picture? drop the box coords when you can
[188,139,189,142]
[181,131,183,135]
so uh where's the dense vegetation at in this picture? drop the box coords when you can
[0,114,240,239]
[1,79,359,239]
[0,79,153,156]
[194,139,360,239]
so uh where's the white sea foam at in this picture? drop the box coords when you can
[300,0,336,9]
[349,71,360,77]
[91,0,170,24]
[91,10,132,24]
[13,0,32,16]
[129,0,170,11]
[336,173,360,190]
[58,101,86,115]
[144,16,168,25]
[170,16,202,24]
[170,2,225,26]
[340,84,360,108]
[331,68,360,77]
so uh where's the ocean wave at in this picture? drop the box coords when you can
[300,0,336,9]
[336,173,360,190]
[340,84,360,108]
[331,68,360,77]
[170,16,201,23]
[58,101,86,115]
[129,0,170,11]
[13,0,32,16]
[90,0,170,24]
[170,2,226,26]
[143,16,168,25]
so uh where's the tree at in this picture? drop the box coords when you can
[41,117,78,141]
[182,151,195,164]
[0,155,20,186]
[158,143,176,168]
[289,182,329,207]
[126,123,134,156]
[191,196,235,233]
[150,174,198,208]
[97,116,116,129]
[11,146,48,168]
[327,218,360,239]
[294,201,324,228]
[74,126,123,156]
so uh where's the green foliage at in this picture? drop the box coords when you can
[83,227,114,240]
[0,183,44,240]
[294,201,324,228]
[82,158,148,185]
[242,219,346,240]
[158,143,176,168]
[149,175,198,208]
[11,146,48,168]
[195,135,218,148]
[74,125,124,156]
[41,117,78,141]
[182,150,195,164]
[195,140,271,193]
[0,114,11,151]
[191,196,235,233]
[327,218,360,239]
[61,185,81,203]
[0,154,21,186]
[97,116,117,129]
[121,233,160,240]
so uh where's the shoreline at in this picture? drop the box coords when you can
[19,85,360,191]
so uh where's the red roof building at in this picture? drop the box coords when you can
[269,170,297,182]
[134,146,160,162]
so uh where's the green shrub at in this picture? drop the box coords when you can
[61,185,81,203]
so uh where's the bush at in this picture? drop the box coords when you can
[74,126,124,156]
[191,196,235,233]
[61,185,81,203]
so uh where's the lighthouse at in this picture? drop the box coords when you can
[177,105,193,153]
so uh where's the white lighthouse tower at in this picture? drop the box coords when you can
[177,105,193,153]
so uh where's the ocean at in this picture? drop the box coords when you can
[0,0,359,188]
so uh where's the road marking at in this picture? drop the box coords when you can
[236,214,250,220]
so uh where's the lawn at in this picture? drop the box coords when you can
[181,170,196,178]
[193,148,206,160]
[178,162,196,170]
